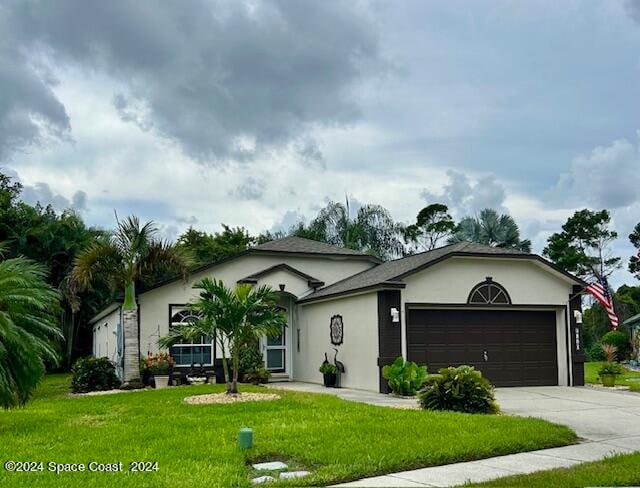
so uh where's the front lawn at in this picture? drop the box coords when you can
[584,361,640,387]
[1,375,575,487]
[467,452,640,487]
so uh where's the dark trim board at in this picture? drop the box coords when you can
[299,281,406,304]
[377,290,402,393]
[569,284,585,386]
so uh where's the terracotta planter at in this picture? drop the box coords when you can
[323,373,337,387]
[154,374,170,389]
[600,374,616,387]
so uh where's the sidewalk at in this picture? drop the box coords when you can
[333,438,638,487]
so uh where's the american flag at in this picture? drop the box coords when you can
[586,277,618,330]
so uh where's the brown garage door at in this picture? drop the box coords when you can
[407,309,558,387]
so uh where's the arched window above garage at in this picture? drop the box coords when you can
[467,277,511,305]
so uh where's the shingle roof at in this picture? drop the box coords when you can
[253,236,380,260]
[299,241,581,302]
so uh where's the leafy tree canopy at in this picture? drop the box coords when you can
[176,224,254,268]
[0,171,109,367]
[543,209,620,280]
[629,223,640,280]
[404,203,455,252]
[263,199,406,260]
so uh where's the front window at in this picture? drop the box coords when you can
[169,306,213,366]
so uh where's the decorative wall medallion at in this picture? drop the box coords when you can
[330,315,344,346]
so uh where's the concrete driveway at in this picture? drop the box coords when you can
[496,386,640,443]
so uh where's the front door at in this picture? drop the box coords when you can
[264,321,286,373]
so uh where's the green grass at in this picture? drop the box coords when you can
[0,374,576,487]
[467,452,640,487]
[584,361,640,386]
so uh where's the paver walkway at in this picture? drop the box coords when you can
[272,382,640,487]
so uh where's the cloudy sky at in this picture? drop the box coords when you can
[2,0,639,285]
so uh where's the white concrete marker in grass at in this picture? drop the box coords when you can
[280,471,311,479]
[252,461,288,471]
[251,475,275,485]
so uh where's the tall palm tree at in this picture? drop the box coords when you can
[160,279,286,394]
[0,250,61,408]
[449,208,531,252]
[72,215,191,387]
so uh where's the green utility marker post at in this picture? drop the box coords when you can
[238,428,253,449]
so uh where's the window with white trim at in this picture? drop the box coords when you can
[169,306,213,366]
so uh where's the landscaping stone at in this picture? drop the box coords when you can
[280,470,310,479]
[252,461,288,471]
[184,392,279,405]
[251,475,275,485]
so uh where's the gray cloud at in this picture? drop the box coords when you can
[0,42,70,161]
[232,177,266,200]
[270,209,306,233]
[176,215,198,225]
[6,165,86,211]
[20,182,87,212]
[2,0,382,162]
[554,133,640,208]
[112,93,153,132]
[295,138,325,169]
[625,0,640,24]
[421,170,507,218]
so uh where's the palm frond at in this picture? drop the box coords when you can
[0,256,61,408]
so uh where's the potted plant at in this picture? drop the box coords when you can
[319,362,338,387]
[598,361,624,387]
[144,352,175,389]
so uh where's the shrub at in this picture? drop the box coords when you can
[601,331,630,359]
[586,342,605,362]
[418,365,499,414]
[71,357,121,393]
[238,344,264,374]
[244,367,271,384]
[143,352,175,375]
[382,356,428,396]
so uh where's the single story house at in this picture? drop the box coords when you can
[90,236,586,392]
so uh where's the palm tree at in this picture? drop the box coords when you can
[160,279,286,394]
[72,215,191,387]
[449,208,531,252]
[0,250,62,408]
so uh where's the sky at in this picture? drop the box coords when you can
[1,0,639,286]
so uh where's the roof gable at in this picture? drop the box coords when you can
[237,263,324,288]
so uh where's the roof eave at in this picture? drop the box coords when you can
[298,281,406,304]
